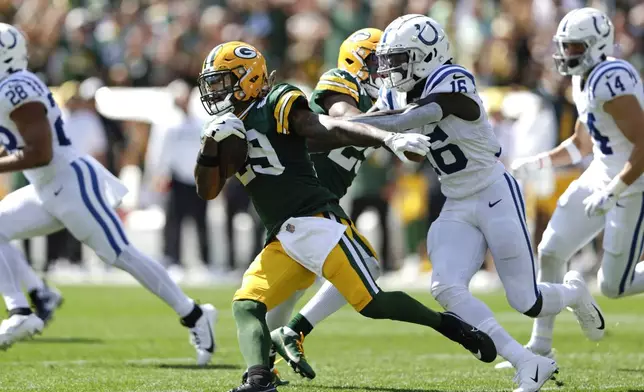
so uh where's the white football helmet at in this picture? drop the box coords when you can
[376,14,452,93]
[553,8,614,76]
[0,24,28,80]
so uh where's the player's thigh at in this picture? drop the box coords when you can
[234,241,316,311]
[45,160,130,263]
[538,179,604,260]
[599,192,644,296]
[322,223,380,312]
[478,174,541,310]
[428,218,487,292]
[0,185,63,242]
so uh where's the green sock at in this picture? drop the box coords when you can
[287,313,314,337]
[232,300,272,367]
[360,291,442,329]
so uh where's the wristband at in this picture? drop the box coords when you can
[562,139,582,164]
[535,153,552,169]
[197,153,220,167]
[606,176,628,197]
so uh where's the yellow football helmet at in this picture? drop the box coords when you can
[198,41,269,116]
[338,28,383,99]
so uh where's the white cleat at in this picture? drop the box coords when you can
[564,270,605,341]
[189,304,217,366]
[0,313,44,350]
[513,355,559,392]
[495,348,556,370]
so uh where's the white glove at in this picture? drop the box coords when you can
[510,154,551,179]
[583,177,628,217]
[383,132,432,162]
[202,112,246,142]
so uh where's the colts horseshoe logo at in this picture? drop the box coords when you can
[0,29,18,49]
[234,46,258,59]
[415,22,439,46]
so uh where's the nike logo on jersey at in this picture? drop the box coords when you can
[489,199,502,208]
[452,75,465,80]
[605,72,616,79]
[593,304,605,330]
[53,186,63,196]
[531,366,539,383]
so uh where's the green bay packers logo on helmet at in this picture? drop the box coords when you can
[350,30,372,42]
[234,46,257,59]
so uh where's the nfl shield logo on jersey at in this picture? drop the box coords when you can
[286,223,295,233]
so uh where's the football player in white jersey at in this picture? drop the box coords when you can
[0,23,217,363]
[505,7,644,364]
[267,14,607,391]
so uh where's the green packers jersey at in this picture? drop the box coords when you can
[236,83,347,242]
[309,68,375,199]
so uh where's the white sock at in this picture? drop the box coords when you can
[300,280,348,327]
[435,287,531,366]
[528,252,568,353]
[11,245,44,292]
[112,246,194,317]
[266,290,305,331]
[0,243,30,310]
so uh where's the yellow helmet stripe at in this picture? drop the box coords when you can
[274,90,305,134]
[320,75,358,93]
[315,81,359,102]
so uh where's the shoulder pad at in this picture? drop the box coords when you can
[423,64,476,96]
[0,71,49,113]
[588,59,639,102]
[268,83,306,135]
[313,68,361,103]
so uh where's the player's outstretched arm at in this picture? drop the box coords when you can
[0,102,53,174]
[604,95,644,188]
[346,93,480,132]
[290,99,431,160]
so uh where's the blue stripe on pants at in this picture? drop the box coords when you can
[70,161,122,255]
[80,158,129,245]
[503,173,538,297]
[620,192,644,294]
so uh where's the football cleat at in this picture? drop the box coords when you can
[513,355,559,392]
[29,284,64,325]
[496,348,556,370]
[564,270,606,341]
[228,381,277,392]
[187,304,217,366]
[441,312,497,363]
[242,368,289,387]
[271,327,316,379]
[0,313,44,349]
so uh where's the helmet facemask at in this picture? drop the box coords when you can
[377,49,415,92]
[198,70,241,116]
[553,37,597,76]
[361,52,382,99]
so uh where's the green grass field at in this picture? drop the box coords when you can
[1,285,643,392]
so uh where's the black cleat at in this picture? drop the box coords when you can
[440,312,497,363]
[229,381,277,392]
[28,284,63,325]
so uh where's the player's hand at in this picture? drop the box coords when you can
[510,156,547,179]
[383,132,432,162]
[583,188,618,217]
[202,112,246,142]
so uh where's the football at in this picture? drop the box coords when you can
[404,151,426,162]
[218,134,248,179]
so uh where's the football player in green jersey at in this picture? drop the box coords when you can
[194,41,496,392]
[268,28,390,380]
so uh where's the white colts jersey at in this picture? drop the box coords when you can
[377,64,505,199]
[0,70,81,186]
[573,57,644,195]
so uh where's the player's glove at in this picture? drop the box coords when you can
[383,132,432,162]
[202,112,246,142]
[510,154,551,179]
[583,177,628,217]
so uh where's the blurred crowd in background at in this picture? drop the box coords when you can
[0,0,643,288]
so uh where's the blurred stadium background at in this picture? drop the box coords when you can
[1,0,643,292]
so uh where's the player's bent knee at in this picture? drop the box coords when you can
[430,284,469,310]
[598,273,622,299]
[520,293,543,318]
